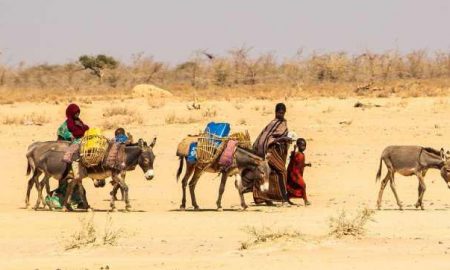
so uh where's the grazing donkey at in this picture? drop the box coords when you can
[176,147,271,211]
[26,138,156,211]
[375,145,450,210]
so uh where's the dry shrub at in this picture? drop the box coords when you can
[239,226,303,250]
[64,214,97,250]
[147,97,166,109]
[165,113,200,124]
[1,113,50,125]
[238,118,247,125]
[328,208,375,239]
[64,213,124,251]
[202,107,217,118]
[101,106,143,130]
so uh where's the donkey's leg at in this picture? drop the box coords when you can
[62,179,76,212]
[33,172,46,210]
[234,174,248,210]
[376,171,390,210]
[389,173,403,210]
[216,173,228,211]
[415,173,426,210]
[109,178,118,211]
[115,174,131,211]
[180,163,195,210]
[188,168,203,210]
[110,183,121,201]
[78,183,91,211]
[39,175,53,210]
[25,174,36,208]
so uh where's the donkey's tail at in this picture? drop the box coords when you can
[26,159,32,176]
[375,158,383,182]
[176,156,184,182]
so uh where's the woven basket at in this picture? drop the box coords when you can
[196,133,226,164]
[80,134,109,167]
[229,131,251,149]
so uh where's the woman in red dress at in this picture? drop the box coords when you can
[287,138,311,205]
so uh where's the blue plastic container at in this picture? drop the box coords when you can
[187,142,198,163]
[205,122,230,138]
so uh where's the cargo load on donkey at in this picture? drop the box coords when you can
[177,122,251,166]
[80,128,110,167]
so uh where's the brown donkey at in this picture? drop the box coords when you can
[176,146,270,211]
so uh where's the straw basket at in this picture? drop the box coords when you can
[229,130,251,149]
[196,133,227,164]
[80,133,109,167]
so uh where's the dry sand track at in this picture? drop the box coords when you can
[1,97,450,269]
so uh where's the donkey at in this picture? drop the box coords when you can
[26,138,156,211]
[176,146,271,211]
[375,145,450,210]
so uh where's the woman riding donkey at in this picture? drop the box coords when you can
[253,103,296,206]
[50,103,90,208]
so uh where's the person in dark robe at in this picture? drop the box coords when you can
[287,138,311,205]
[252,103,295,205]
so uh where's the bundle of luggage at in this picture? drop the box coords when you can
[177,122,251,166]
[79,128,110,167]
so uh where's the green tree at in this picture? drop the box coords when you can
[79,54,118,81]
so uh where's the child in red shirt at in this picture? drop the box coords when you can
[287,138,311,205]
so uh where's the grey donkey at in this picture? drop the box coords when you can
[376,145,450,210]
[26,138,156,211]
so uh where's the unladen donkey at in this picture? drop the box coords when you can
[376,145,450,210]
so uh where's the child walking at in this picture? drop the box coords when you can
[286,138,311,205]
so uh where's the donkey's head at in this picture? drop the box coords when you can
[137,138,157,180]
[235,147,271,192]
[439,148,450,189]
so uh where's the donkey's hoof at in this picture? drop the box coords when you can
[125,206,132,212]
[193,206,200,211]
[179,205,186,211]
[111,208,118,213]
[87,208,94,212]
[217,207,223,212]
[415,203,420,209]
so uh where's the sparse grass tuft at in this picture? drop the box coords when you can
[239,226,303,250]
[64,213,125,251]
[101,106,143,130]
[202,107,217,118]
[1,113,50,126]
[147,97,166,109]
[64,214,97,250]
[165,113,200,124]
[328,208,375,239]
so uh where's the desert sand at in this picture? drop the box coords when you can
[1,96,450,270]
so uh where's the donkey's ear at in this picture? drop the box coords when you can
[138,138,144,148]
[440,148,446,160]
[150,137,157,148]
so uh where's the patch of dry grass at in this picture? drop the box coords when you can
[147,97,166,109]
[328,208,375,239]
[165,113,201,125]
[1,113,50,126]
[239,226,303,250]
[64,213,125,251]
[101,106,143,130]
[202,107,217,118]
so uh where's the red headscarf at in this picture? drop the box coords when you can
[65,103,89,139]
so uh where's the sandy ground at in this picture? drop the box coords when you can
[1,96,450,269]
